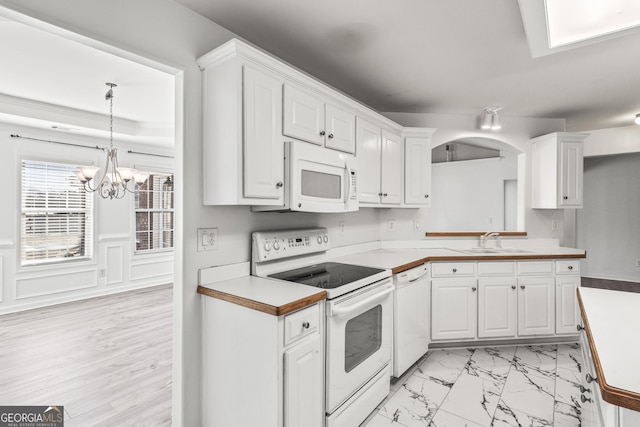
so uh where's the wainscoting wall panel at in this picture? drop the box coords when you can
[130,257,173,283]
[16,269,97,299]
[105,245,124,286]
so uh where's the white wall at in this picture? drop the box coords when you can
[382,112,569,242]
[0,123,174,314]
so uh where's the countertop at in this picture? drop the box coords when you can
[198,245,586,314]
[333,247,586,274]
[577,287,640,411]
[197,275,325,316]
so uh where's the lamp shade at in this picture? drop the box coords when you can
[635,114,640,125]
[481,112,492,129]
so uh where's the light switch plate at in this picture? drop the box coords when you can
[198,228,218,251]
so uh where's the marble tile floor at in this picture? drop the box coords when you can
[363,343,583,427]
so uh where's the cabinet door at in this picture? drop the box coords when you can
[404,136,432,205]
[517,277,555,336]
[325,104,356,153]
[283,84,324,146]
[556,276,580,334]
[356,118,382,204]
[431,278,477,340]
[284,336,323,427]
[478,278,516,339]
[243,65,284,200]
[559,140,583,207]
[380,129,403,205]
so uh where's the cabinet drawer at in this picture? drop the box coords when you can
[516,261,554,276]
[555,260,580,275]
[431,262,475,277]
[284,303,320,346]
[477,261,515,276]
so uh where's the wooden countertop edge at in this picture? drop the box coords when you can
[577,289,640,412]
[389,253,586,274]
[425,231,528,237]
[197,285,327,316]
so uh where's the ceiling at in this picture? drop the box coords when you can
[0,17,175,147]
[175,0,640,131]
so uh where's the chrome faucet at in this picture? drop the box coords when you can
[480,231,500,248]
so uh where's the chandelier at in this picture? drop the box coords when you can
[75,83,148,199]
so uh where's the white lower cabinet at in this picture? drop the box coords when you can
[284,336,323,427]
[203,298,323,427]
[431,278,477,340]
[431,259,580,342]
[517,276,555,336]
[477,278,517,338]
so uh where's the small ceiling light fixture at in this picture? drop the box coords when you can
[635,113,640,125]
[76,83,149,199]
[481,107,502,130]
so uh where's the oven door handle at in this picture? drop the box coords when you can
[330,285,394,316]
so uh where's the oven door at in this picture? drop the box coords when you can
[325,278,393,414]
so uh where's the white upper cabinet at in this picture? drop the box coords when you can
[403,128,435,206]
[381,129,403,205]
[356,118,403,206]
[531,132,588,209]
[198,50,284,206]
[283,84,356,153]
[356,118,383,204]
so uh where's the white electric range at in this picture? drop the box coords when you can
[251,228,393,427]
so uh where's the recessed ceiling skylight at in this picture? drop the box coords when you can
[519,0,640,57]
[546,0,640,48]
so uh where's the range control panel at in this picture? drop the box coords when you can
[252,228,330,262]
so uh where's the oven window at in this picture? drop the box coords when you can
[344,305,382,373]
[301,169,341,199]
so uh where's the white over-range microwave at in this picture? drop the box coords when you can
[253,140,359,213]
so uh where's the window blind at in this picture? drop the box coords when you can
[135,174,174,253]
[21,160,93,266]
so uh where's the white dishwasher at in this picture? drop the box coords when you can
[393,263,430,377]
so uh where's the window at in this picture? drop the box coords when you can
[135,174,174,253]
[21,160,94,266]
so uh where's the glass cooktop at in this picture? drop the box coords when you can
[269,262,385,289]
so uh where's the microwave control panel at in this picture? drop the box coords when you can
[252,228,330,261]
[349,170,358,202]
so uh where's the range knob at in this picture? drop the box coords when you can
[317,235,323,244]
[264,242,271,252]
[323,235,329,243]
[273,241,280,250]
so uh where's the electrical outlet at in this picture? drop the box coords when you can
[339,221,345,236]
[98,269,106,277]
[551,220,558,231]
[198,228,218,251]
[414,219,421,231]
[387,219,396,232]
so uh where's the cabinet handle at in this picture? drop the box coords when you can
[511,285,516,290]
[383,193,388,197]
[276,181,284,188]
[580,385,591,394]
[471,287,477,292]
[452,268,457,273]
[568,265,574,270]
[302,322,310,329]
[319,130,326,136]
[328,133,334,139]
[425,194,430,198]
[378,192,383,196]
[586,373,598,384]
[577,324,584,331]
[520,285,525,290]
[581,394,592,403]
[563,196,569,200]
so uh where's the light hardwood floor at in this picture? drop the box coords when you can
[0,284,172,426]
